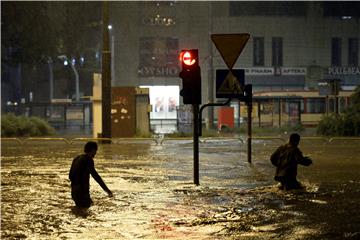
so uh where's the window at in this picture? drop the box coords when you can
[272,37,283,67]
[331,38,342,66]
[348,38,359,66]
[306,98,325,113]
[323,2,360,18]
[229,2,307,16]
[253,37,264,66]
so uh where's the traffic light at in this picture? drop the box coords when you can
[179,49,202,104]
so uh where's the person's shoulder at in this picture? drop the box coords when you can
[278,144,289,151]
[73,154,82,161]
[73,154,91,162]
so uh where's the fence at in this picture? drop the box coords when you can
[2,136,360,146]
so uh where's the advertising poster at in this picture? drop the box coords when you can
[141,86,179,119]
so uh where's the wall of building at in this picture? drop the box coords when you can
[109,1,359,124]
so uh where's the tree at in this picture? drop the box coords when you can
[1,1,102,103]
[1,1,61,65]
[317,85,360,136]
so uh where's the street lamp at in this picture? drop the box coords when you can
[108,24,115,84]
[58,55,80,101]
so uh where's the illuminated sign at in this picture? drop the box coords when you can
[328,67,360,75]
[138,37,179,77]
[142,15,176,26]
[180,51,196,66]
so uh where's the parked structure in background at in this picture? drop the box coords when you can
[92,74,151,138]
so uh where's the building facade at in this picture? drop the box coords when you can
[109,1,360,128]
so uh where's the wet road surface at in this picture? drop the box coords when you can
[1,138,360,239]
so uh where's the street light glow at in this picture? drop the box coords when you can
[108,25,112,30]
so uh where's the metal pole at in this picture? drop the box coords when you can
[111,35,115,85]
[238,100,241,128]
[48,57,54,102]
[102,1,112,142]
[70,64,80,102]
[247,97,252,163]
[258,101,261,127]
[199,98,231,136]
[193,104,200,185]
[207,2,214,128]
[48,57,54,117]
[278,99,281,127]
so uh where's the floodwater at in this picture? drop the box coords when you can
[1,138,360,239]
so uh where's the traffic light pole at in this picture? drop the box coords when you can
[198,98,232,136]
[193,104,200,185]
[246,92,252,163]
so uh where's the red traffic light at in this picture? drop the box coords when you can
[179,50,196,66]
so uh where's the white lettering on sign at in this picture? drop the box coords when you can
[243,67,307,75]
[243,68,274,75]
[328,67,360,75]
[281,67,307,75]
[142,16,176,26]
[138,66,179,77]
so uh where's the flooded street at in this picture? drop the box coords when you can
[1,138,360,239]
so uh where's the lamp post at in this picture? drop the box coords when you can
[101,1,112,141]
[48,57,54,102]
[58,55,80,101]
[108,24,115,85]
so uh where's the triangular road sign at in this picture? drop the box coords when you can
[211,33,250,69]
[218,71,243,95]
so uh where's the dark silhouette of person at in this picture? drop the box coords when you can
[69,141,113,208]
[270,133,312,190]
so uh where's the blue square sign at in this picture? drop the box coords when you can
[216,69,245,98]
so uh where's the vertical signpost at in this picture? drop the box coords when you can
[245,84,253,163]
[179,34,251,185]
[211,33,252,163]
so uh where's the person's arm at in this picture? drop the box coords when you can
[270,146,282,166]
[295,149,312,166]
[69,165,73,181]
[88,158,113,197]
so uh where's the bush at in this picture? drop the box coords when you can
[317,112,360,136]
[317,86,360,136]
[1,114,55,137]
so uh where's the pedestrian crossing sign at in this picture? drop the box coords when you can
[216,69,245,98]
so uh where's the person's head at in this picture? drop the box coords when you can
[289,133,301,146]
[84,141,98,157]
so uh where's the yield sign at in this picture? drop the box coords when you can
[211,33,250,69]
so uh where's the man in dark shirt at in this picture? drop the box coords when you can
[270,133,312,190]
[69,141,113,208]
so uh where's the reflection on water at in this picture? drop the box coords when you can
[1,140,360,239]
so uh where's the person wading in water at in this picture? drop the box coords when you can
[69,141,113,208]
[271,133,312,190]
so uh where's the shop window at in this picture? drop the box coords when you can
[331,38,342,66]
[272,37,283,67]
[339,97,346,113]
[253,37,264,66]
[348,38,359,66]
[306,98,325,113]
